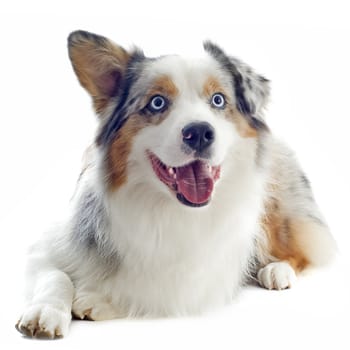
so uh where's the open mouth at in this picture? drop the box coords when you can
[148,152,221,207]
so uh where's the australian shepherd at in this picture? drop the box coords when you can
[16,30,336,338]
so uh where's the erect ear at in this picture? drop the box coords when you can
[204,41,270,129]
[68,30,131,114]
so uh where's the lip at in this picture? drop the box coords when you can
[148,151,220,207]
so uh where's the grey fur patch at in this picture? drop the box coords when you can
[307,213,326,226]
[203,41,270,128]
[300,173,311,189]
[71,190,118,266]
[255,134,268,169]
[180,144,212,159]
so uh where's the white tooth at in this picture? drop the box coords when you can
[173,173,177,180]
[208,165,212,172]
[168,167,174,175]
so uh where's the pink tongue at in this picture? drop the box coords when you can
[176,161,214,204]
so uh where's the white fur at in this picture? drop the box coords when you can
[258,262,297,290]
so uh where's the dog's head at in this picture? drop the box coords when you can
[68,30,270,208]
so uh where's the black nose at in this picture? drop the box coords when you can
[182,122,215,152]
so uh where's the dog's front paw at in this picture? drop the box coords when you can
[257,261,296,290]
[72,294,123,321]
[16,303,71,339]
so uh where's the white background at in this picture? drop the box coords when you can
[1,1,349,349]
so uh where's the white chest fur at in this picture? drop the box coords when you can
[102,173,264,316]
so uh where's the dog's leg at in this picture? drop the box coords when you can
[256,164,336,290]
[16,268,74,339]
[257,213,336,290]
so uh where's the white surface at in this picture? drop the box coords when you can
[1,1,349,349]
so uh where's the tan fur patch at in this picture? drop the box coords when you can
[203,77,258,138]
[139,75,179,125]
[105,76,179,190]
[261,198,310,272]
[69,35,130,114]
[105,116,145,190]
[203,76,227,98]
[146,75,179,101]
[226,107,258,138]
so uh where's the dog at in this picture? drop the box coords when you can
[16,30,336,339]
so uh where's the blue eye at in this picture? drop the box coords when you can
[148,95,168,112]
[211,93,226,109]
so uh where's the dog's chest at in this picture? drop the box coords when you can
[105,213,256,316]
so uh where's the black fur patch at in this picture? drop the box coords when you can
[96,51,146,146]
[203,41,268,132]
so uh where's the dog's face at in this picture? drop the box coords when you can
[68,31,269,208]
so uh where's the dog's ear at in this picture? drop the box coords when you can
[228,56,270,119]
[204,41,270,129]
[68,30,131,114]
